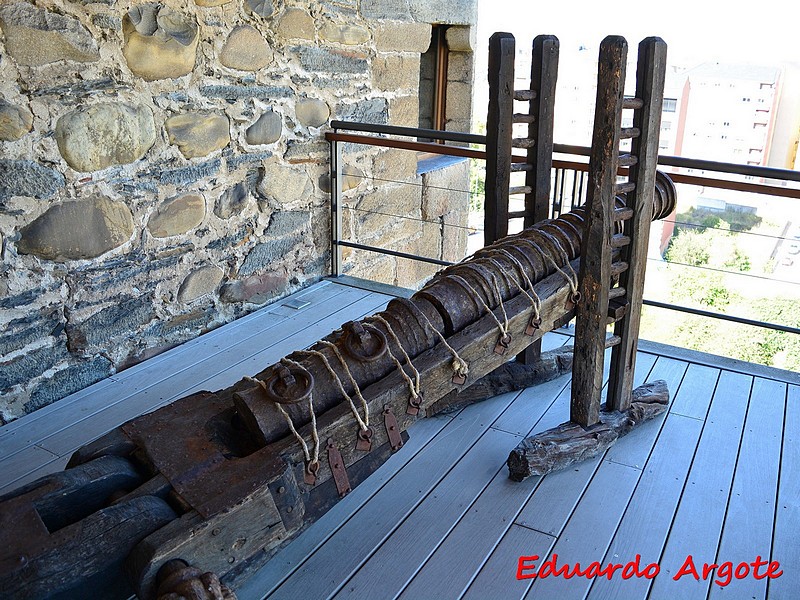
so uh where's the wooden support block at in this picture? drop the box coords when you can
[620,127,641,139]
[618,154,638,167]
[608,298,629,321]
[507,379,670,481]
[615,181,636,194]
[622,96,644,109]
[511,163,533,172]
[509,185,533,195]
[608,286,627,300]
[604,334,622,348]
[611,233,631,248]
[513,113,537,123]
[610,261,629,276]
[614,207,634,221]
[512,137,536,148]
[514,89,537,101]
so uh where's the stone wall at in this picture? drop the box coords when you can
[0,0,477,424]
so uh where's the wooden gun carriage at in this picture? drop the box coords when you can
[0,34,673,599]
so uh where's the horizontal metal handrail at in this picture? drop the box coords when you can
[329,120,485,145]
[642,300,800,336]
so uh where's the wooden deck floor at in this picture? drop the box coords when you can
[1,279,798,600]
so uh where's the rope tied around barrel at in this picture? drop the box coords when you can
[415,308,470,382]
[365,315,421,404]
[316,341,370,433]
[450,272,510,341]
[520,232,580,304]
[244,356,320,474]
[484,249,542,326]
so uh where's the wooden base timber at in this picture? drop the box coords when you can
[426,345,574,416]
[506,379,669,481]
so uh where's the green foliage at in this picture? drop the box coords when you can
[676,206,761,233]
[469,158,485,213]
[665,229,711,266]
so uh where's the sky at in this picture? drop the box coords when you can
[477,0,799,67]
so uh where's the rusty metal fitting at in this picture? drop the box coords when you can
[342,321,387,362]
[155,558,235,600]
[260,363,314,405]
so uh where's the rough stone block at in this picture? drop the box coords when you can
[445,80,472,121]
[55,103,156,172]
[156,158,221,186]
[200,85,293,100]
[0,3,99,66]
[295,99,330,128]
[219,272,289,304]
[319,22,370,45]
[355,184,421,236]
[122,4,199,81]
[17,196,134,262]
[297,46,368,74]
[373,21,431,53]
[147,193,206,238]
[196,0,234,6]
[220,25,273,71]
[246,111,282,145]
[284,141,329,162]
[360,0,412,20]
[372,53,420,91]
[0,344,68,391]
[267,210,310,237]
[244,0,275,17]
[318,165,364,193]
[177,265,224,302]
[275,8,314,40]
[0,100,33,141]
[257,162,313,204]
[166,112,230,159]
[0,159,64,202]
[335,97,389,125]
[239,237,300,276]
[91,13,122,31]
[72,295,156,348]
[445,25,477,51]
[24,357,112,413]
[373,149,419,181]
[390,95,419,128]
[214,182,250,219]
[409,0,478,26]
[447,52,474,83]
[348,255,396,286]
[442,210,469,262]
[0,310,62,358]
[421,158,470,218]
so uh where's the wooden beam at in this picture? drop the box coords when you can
[484,32,515,246]
[570,36,628,427]
[607,37,668,411]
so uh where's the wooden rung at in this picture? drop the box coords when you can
[513,113,536,124]
[613,207,634,221]
[608,298,629,321]
[622,97,644,109]
[509,185,532,195]
[608,286,627,299]
[611,234,630,248]
[611,261,629,276]
[510,163,533,172]
[615,181,636,194]
[605,335,622,349]
[507,210,528,219]
[512,138,536,149]
[514,89,537,101]
[618,154,638,167]
[619,127,640,140]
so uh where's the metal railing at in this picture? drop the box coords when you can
[326,120,800,338]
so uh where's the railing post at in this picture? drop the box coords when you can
[330,131,343,277]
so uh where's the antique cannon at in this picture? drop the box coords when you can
[0,172,676,599]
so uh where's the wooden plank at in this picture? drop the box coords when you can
[708,377,786,600]
[603,357,690,469]
[235,415,453,600]
[484,32,515,246]
[329,428,521,600]
[666,363,720,421]
[769,384,800,599]
[397,364,592,600]
[462,524,556,600]
[491,375,570,437]
[37,292,391,457]
[0,280,338,442]
[607,37,667,412]
[588,413,704,600]
[524,459,642,599]
[648,370,752,599]
[571,36,628,427]
[0,444,59,492]
[263,390,524,600]
[0,454,69,497]
[0,282,350,454]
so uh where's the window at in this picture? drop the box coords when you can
[661,121,672,130]
[418,25,449,132]
[663,98,677,112]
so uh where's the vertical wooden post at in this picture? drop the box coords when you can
[484,32,515,247]
[517,34,559,366]
[570,36,628,428]
[607,38,667,411]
